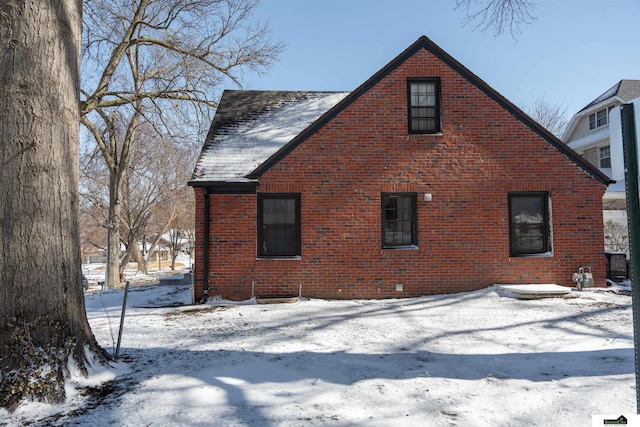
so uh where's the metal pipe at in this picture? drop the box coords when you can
[201,188,210,304]
[115,280,131,359]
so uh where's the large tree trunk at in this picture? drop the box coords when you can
[0,0,108,410]
[106,172,123,288]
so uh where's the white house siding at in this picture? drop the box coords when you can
[568,114,592,141]
[608,105,626,182]
[582,146,598,167]
[566,96,640,255]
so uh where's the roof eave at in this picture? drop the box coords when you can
[187,180,259,194]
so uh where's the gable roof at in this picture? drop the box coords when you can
[189,90,349,184]
[579,79,640,113]
[563,79,640,143]
[190,36,612,188]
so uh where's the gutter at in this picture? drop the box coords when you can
[187,181,258,304]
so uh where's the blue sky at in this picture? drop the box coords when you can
[242,0,640,120]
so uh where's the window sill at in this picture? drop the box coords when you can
[257,256,301,260]
[383,245,419,251]
[409,132,443,136]
[509,252,553,258]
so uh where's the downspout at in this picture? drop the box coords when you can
[201,187,210,304]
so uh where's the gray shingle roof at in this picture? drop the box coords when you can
[190,90,349,183]
[579,79,640,112]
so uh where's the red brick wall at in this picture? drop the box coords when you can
[193,48,606,301]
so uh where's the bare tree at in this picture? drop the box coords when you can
[605,220,629,253]
[526,95,569,138]
[79,206,108,264]
[455,0,536,38]
[167,229,183,271]
[120,131,196,274]
[80,0,283,288]
[79,146,111,264]
[165,190,195,271]
[0,0,107,409]
[81,123,198,277]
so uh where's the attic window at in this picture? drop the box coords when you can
[408,79,440,134]
[588,108,608,130]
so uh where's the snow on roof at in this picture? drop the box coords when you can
[190,90,350,182]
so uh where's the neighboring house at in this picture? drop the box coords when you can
[563,80,640,250]
[140,241,170,261]
[85,249,107,264]
[189,36,611,302]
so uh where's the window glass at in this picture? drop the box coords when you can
[596,109,608,127]
[599,145,611,168]
[382,193,416,247]
[509,193,551,256]
[589,108,608,130]
[258,194,300,257]
[408,80,439,133]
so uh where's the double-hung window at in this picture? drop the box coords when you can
[508,192,552,256]
[382,193,417,248]
[258,194,300,257]
[599,145,611,168]
[408,79,440,134]
[588,108,608,130]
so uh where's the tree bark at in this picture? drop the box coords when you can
[106,171,123,288]
[131,241,147,274]
[0,0,107,410]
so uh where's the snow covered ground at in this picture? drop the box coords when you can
[1,284,637,426]
[82,255,193,292]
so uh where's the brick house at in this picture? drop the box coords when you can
[189,36,611,302]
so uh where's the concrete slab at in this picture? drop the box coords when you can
[496,284,572,299]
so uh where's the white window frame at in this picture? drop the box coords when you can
[588,108,609,130]
[598,145,611,169]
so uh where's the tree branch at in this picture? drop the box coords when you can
[81,0,150,115]
[455,0,536,39]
